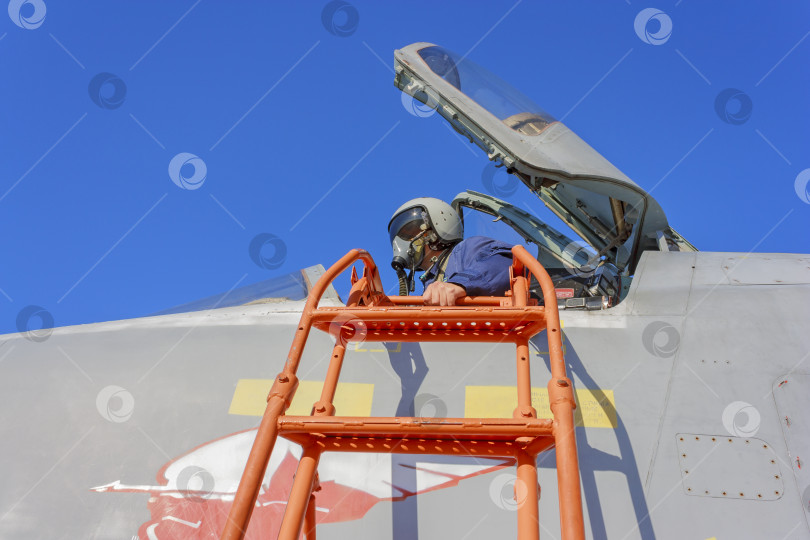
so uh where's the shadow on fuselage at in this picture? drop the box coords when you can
[532,331,657,540]
[388,342,428,540]
[383,334,656,540]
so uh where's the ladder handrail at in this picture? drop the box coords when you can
[513,246,585,540]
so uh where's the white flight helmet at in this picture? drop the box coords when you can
[388,197,463,272]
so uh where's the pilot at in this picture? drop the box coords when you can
[388,197,514,306]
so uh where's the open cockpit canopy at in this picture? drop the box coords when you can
[394,42,694,275]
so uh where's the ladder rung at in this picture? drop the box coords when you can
[279,433,554,458]
[278,416,553,439]
[310,306,549,342]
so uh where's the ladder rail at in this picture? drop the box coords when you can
[516,247,586,540]
[221,249,383,540]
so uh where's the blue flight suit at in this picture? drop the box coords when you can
[422,236,514,296]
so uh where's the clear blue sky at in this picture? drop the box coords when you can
[1,1,808,335]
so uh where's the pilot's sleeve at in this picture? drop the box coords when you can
[444,236,514,296]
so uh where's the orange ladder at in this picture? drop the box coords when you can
[220,246,585,540]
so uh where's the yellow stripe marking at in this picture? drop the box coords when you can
[229,379,374,417]
[465,385,616,428]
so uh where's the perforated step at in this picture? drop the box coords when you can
[311,306,548,341]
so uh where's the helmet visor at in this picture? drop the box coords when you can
[388,207,426,246]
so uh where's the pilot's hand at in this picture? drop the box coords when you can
[423,282,466,306]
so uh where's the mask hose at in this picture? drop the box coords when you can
[396,267,409,296]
